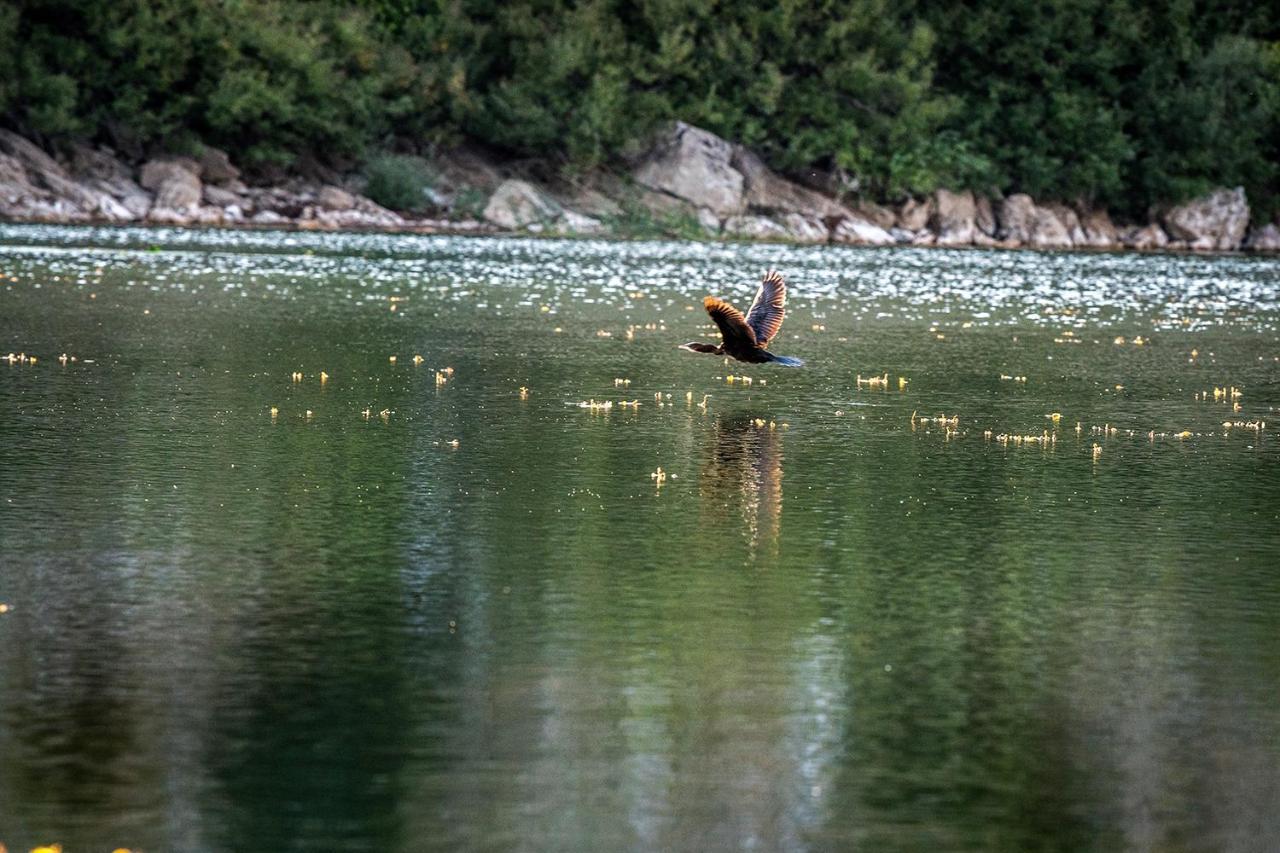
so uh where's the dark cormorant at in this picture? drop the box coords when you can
[680,270,804,366]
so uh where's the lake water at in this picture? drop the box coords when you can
[1,225,1278,852]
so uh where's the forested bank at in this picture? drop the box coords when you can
[2,0,1276,218]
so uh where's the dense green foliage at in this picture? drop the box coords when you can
[363,153,434,210]
[2,0,1276,216]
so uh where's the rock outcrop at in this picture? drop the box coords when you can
[633,122,744,217]
[1244,223,1280,251]
[930,189,977,246]
[1162,187,1249,250]
[0,124,1273,252]
[831,216,895,245]
[731,147,851,219]
[998,194,1073,248]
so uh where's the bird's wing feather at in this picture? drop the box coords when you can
[745,269,787,346]
[704,296,756,347]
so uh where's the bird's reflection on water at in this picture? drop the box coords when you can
[700,413,784,559]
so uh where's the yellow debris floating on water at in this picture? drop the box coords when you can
[698,394,710,410]
[1092,443,1103,461]
[1114,336,1126,345]
[911,411,959,427]
[651,467,667,486]
[1223,419,1265,431]
[435,371,449,386]
[0,603,10,614]
[519,386,529,400]
[362,408,371,419]
[999,374,1028,383]
[380,409,391,420]
[30,845,62,853]
[620,400,640,409]
[319,371,329,384]
[578,399,613,411]
[389,355,397,364]
[413,355,424,365]
[1047,412,1062,423]
[304,410,313,419]
[291,371,303,383]
[898,376,908,389]
[270,407,279,419]
[614,378,631,387]
[596,329,612,338]
[857,373,890,389]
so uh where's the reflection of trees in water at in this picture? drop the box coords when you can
[699,413,784,560]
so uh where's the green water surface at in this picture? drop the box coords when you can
[1,226,1278,852]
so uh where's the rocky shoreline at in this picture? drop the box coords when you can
[2,122,1278,252]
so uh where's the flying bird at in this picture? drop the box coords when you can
[680,270,804,366]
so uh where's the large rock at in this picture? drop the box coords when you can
[1121,223,1169,250]
[556,210,606,235]
[898,197,932,231]
[997,194,1072,248]
[855,200,896,230]
[0,129,63,177]
[731,147,851,219]
[140,159,202,213]
[317,185,355,211]
[633,122,744,217]
[482,179,561,229]
[1162,187,1249,250]
[780,213,829,243]
[974,197,997,236]
[930,189,977,246]
[197,147,240,185]
[203,184,245,208]
[1244,223,1280,251]
[1044,203,1087,245]
[722,214,789,240]
[831,216,895,245]
[1077,208,1119,248]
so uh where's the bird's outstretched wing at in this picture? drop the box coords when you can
[745,269,787,346]
[704,296,756,348]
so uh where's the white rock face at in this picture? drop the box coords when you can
[930,189,977,246]
[831,216,895,245]
[722,214,789,240]
[317,186,355,211]
[1162,187,1249,250]
[696,207,721,235]
[633,122,744,217]
[998,194,1072,248]
[1121,223,1169,250]
[1244,223,1280,251]
[141,159,202,214]
[732,147,851,219]
[1044,203,1087,245]
[974,197,997,236]
[1077,208,1119,248]
[483,179,562,229]
[780,213,829,243]
[898,197,932,231]
[557,210,606,235]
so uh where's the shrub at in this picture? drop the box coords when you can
[363,154,434,212]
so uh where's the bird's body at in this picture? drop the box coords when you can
[680,270,804,367]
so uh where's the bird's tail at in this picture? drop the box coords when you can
[767,353,805,367]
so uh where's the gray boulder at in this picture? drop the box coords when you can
[204,184,245,208]
[1044,203,1087,246]
[731,147,851,219]
[633,122,744,217]
[780,213,829,243]
[198,147,240,185]
[556,210,606,235]
[317,185,355,211]
[898,197,932,231]
[998,194,1072,248]
[1244,223,1280,251]
[930,189,977,246]
[1077,208,1119,248]
[0,129,63,177]
[974,197,997,236]
[141,159,203,214]
[1121,224,1169,250]
[723,214,789,240]
[831,216,895,245]
[1162,187,1249,250]
[856,200,897,230]
[483,179,561,229]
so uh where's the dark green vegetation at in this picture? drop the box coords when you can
[1,1,1277,215]
[2,227,1279,850]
